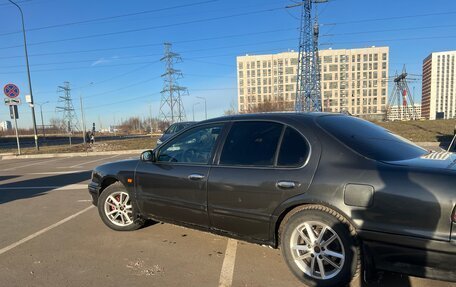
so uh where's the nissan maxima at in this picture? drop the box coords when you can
[89,113,456,286]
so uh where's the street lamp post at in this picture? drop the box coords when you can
[196,96,207,120]
[8,0,39,151]
[37,101,49,138]
[192,102,200,121]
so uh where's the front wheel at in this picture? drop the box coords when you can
[280,206,360,287]
[97,182,144,231]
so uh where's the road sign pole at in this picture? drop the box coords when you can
[80,95,86,145]
[8,0,39,151]
[12,108,21,155]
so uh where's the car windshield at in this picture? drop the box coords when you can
[317,115,428,161]
[164,123,193,134]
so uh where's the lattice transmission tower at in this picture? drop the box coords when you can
[56,81,79,132]
[387,66,419,121]
[159,42,188,123]
[291,0,327,112]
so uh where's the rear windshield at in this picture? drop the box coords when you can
[317,115,428,161]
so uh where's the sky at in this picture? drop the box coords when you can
[0,0,455,129]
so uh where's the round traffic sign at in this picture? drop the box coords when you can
[4,83,20,99]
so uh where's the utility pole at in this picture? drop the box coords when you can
[193,102,200,121]
[80,95,87,145]
[159,42,188,124]
[196,96,207,120]
[8,0,39,150]
[57,82,78,145]
[37,101,49,139]
[288,0,327,112]
[149,104,153,134]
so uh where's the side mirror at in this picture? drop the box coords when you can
[140,150,155,162]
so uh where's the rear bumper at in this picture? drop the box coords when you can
[88,181,100,206]
[360,230,456,282]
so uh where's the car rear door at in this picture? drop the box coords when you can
[207,121,316,242]
[135,123,224,227]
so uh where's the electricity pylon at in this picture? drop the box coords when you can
[159,43,188,123]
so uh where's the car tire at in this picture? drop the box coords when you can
[280,205,360,287]
[97,182,145,231]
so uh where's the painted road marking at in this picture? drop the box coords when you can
[29,170,88,175]
[0,205,94,256]
[68,154,121,168]
[0,184,87,190]
[1,157,68,171]
[218,239,238,287]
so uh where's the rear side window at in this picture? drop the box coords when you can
[317,115,427,161]
[278,127,309,167]
[220,121,283,166]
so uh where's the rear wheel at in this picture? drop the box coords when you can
[280,206,360,287]
[97,182,144,231]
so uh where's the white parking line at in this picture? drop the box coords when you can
[0,205,94,256]
[1,157,68,171]
[218,239,238,287]
[0,184,87,190]
[68,154,121,168]
[29,170,88,175]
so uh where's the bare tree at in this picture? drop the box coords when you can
[243,100,292,113]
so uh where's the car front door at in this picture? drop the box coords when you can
[208,121,316,242]
[135,123,224,227]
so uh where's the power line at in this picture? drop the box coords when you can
[0,38,298,73]
[321,35,456,46]
[0,0,219,36]
[321,10,456,26]
[0,28,297,60]
[2,21,453,62]
[321,23,456,37]
[0,6,286,50]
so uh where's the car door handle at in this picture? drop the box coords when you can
[188,174,205,181]
[276,181,297,189]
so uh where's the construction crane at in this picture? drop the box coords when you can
[288,0,327,112]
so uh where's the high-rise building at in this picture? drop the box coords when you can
[0,121,12,131]
[422,51,456,120]
[236,46,389,119]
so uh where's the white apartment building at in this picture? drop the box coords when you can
[422,51,456,120]
[236,46,389,119]
[0,120,12,131]
[386,105,422,121]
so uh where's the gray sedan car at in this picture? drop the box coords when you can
[89,113,456,287]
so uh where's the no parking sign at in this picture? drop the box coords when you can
[4,83,20,99]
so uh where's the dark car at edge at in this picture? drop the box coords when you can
[156,121,196,146]
[89,113,456,286]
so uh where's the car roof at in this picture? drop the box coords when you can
[197,112,341,124]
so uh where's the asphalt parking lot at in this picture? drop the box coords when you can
[0,155,455,287]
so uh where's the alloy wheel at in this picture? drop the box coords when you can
[103,191,133,227]
[289,221,345,280]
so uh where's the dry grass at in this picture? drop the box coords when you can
[376,119,456,142]
[1,136,160,155]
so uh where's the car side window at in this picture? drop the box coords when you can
[220,121,283,166]
[157,124,223,164]
[277,127,309,167]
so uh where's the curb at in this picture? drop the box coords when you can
[1,149,145,160]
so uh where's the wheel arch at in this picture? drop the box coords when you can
[99,176,121,196]
[272,201,359,248]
